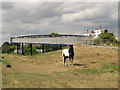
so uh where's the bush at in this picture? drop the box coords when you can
[94,38,101,45]
[44,45,61,52]
[24,44,37,55]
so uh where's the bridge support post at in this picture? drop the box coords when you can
[22,43,24,55]
[30,44,32,56]
[42,44,44,53]
[60,45,62,49]
[20,43,21,55]
[17,43,19,54]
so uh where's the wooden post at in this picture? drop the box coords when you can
[30,44,32,56]
[42,44,44,53]
[22,43,24,55]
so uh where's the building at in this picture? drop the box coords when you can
[82,33,90,37]
[90,29,102,38]
[90,29,108,39]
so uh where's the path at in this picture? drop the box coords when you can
[89,45,120,49]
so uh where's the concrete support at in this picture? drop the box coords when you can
[30,44,32,55]
[86,40,88,45]
[17,43,19,54]
[20,43,21,55]
[60,45,62,49]
[101,39,102,45]
[42,44,44,53]
[22,43,24,55]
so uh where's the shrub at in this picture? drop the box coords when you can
[94,38,101,45]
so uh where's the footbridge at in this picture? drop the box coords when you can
[10,34,94,45]
[10,34,94,55]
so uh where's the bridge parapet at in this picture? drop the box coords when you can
[10,35,94,45]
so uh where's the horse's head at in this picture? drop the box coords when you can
[69,45,73,51]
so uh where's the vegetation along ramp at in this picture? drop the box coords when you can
[2,45,118,88]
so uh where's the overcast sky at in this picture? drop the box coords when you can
[1,2,118,45]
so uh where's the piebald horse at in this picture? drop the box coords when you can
[62,45,74,66]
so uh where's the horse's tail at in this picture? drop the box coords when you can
[62,51,64,57]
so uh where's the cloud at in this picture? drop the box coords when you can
[1,2,118,45]
[2,2,14,10]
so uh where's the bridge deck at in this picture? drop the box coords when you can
[10,35,94,45]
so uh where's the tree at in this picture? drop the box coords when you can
[49,32,59,37]
[99,33,118,45]
[2,42,15,53]
[94,33,118,46]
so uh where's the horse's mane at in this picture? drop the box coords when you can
[69,45,74,57]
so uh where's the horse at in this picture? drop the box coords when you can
[62,45,74,66]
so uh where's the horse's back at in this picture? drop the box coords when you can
[62,49,69,57]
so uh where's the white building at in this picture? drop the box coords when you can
[81,29,109,39]
[90,29,108,39]
[91,29,102,38]
[82,33,90,36]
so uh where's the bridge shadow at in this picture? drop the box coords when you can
[73,63,85,66]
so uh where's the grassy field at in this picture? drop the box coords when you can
[2,45,118,88]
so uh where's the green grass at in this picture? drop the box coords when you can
[2,58,17,64]
[75,68,99,74]
[25,73,46,77]
[102,64,118,70]
[74,64,118,75]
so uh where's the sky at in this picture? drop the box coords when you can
[1,1,118,46]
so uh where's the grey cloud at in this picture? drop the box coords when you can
[2,2,118,45]
[3,2,63,24]
[2,2,14,9]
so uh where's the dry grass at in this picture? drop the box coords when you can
[2,45,118,88]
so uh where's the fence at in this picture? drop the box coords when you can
[81,39,110,46]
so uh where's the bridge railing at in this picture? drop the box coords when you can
[10,35,94,45]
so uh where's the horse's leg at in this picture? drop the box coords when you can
[64,57,66,66]
[63,57,64,65]
[69,58,71,66]
[71,57,73,66]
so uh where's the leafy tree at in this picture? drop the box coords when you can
[2,42,15,53]
[49,32,59,37]
[99,33,118,45]
[94,33,118,46]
